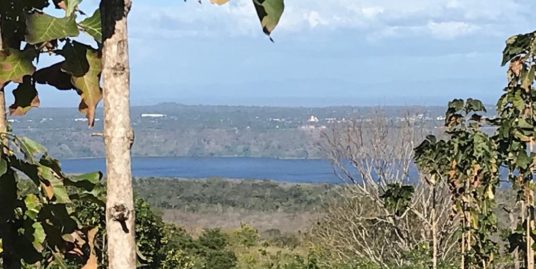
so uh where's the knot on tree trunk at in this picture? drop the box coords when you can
[109,203,130,222]
[128,128,135,149]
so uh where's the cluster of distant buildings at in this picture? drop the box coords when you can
[7,112,445,130]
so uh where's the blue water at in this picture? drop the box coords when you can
[59,157,340,183]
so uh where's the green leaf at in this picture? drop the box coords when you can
[25,13,79,44]
[24,194,42,220]
[38,166,71,203]
[253,0,284,38]
[465,98,486,113]
[448,99,465,112]
[60,41,102,126]
[502,32,534,66]
[65,0,81,16]
[67,172,103,200]
[9,77,40,116]
[0,49,36,85]
[69,171,102,185]
[516,151,531,170]
[0,158,7,177]
[31,222,46,252]
[18,136,47,159]
[79,9,102,43]
[512,90,525,112]
[517,118,533,129]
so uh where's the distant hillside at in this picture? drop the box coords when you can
[10,103,448,159]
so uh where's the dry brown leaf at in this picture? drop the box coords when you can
[510,58,523,77]
[41,182,54,200]
[81,227,99,269]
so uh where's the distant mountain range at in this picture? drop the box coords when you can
[10,103,458,159]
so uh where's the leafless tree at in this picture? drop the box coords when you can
[312,110,458,268]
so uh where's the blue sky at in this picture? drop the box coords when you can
[25,0,536,107]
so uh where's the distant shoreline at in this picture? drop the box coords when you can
[59,157,339,183]
[60,155,328,161]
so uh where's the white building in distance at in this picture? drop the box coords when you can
[307,115,319,123]
[141,113,166,118]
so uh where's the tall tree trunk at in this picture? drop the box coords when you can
[431,187,437,269]
[100,1,136,268]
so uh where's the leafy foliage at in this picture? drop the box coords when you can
[495,30,536,268]
[0,134,104,268]
[415,99,499,267]
[380,183,414,217]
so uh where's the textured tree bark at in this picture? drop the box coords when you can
[431,188,437,269]
[100,0,136,268]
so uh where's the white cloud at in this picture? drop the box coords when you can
[129,0,536,40]
[427,21,479,39]
[305,11,328,28]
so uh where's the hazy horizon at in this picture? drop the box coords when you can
[9,0,536,108]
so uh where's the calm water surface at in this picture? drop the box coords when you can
[60,157,339,183]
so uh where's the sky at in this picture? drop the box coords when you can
[21,0,536,107]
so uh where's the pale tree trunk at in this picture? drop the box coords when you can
[100,0,136,268]
[510,208,520,269]
[528,141,535,269]
[431,187,437,269]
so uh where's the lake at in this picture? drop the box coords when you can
[60,157,340,183]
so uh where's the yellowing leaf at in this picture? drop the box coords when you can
[210,0,230,5]
[81,227,99,269]
[61,42,102,127]
[0,49,35,85]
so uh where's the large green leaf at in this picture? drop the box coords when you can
[0,49,36,85]
[61,41,102,126]
[9,77,40,116]
[18,136,47,162]
[69,172,102,186]
[80,9,102,43]
[25,13,79,44]
[253,0,284,38]
[38,166,71,204]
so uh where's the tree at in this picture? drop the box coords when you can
[99,0,285,267]
[415,99,500,269]
[99,0,137,267]
[0,0,285,267]
[315,112,458,267]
